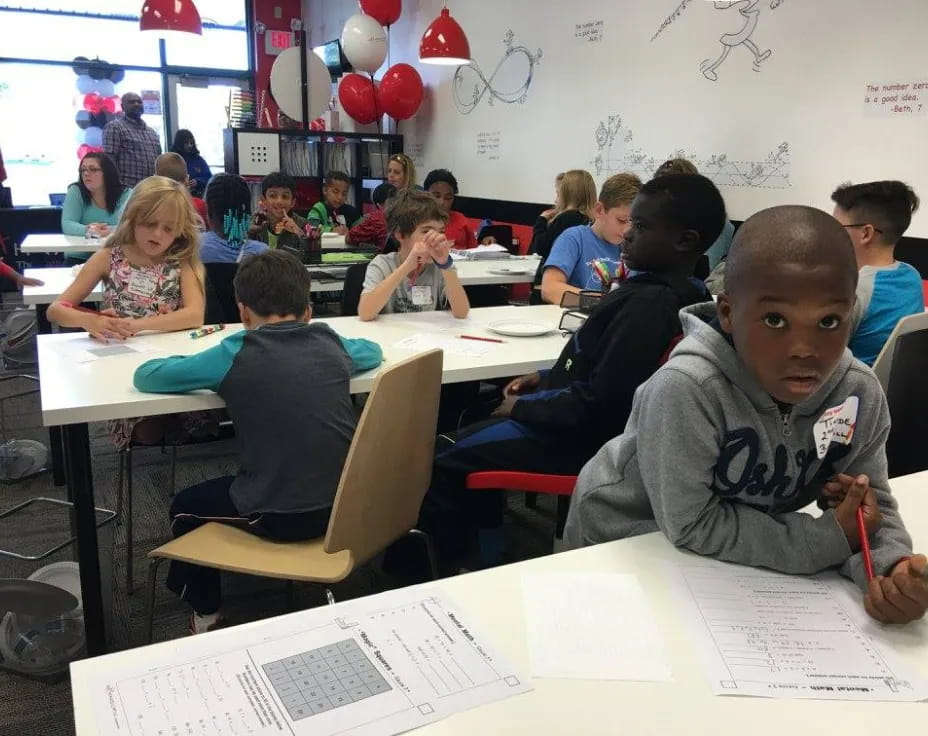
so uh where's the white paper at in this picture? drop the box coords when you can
[60,335,156,363]
[521,573,672,682]
[673,562,928,701]
[88,588,531,736]
[394,332,491,358]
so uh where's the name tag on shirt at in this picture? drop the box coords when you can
[411,285,432,306]
[128,269,159,298]
[813,395,859,459]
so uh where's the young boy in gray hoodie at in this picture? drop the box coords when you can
[565,205,928,625]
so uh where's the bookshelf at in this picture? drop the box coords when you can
[222,128,404,214]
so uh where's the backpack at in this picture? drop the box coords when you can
[0,308,37,368]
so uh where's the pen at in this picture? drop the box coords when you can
[190,324,226,340]
[857,507,874,583]
[459,335,505,344]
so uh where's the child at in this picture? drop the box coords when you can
[308,170,362,235]
[133,250,383,633]
[200,173,268,263]
[346,182,396,251]
[530,169,596,261]
[358,189,469,320]
[248,171,309,253]
[831,180,922,366]
[540,172,641,305]
[565,205,928,625]
[48,175,206,447]
[407,174,723,573]
[155,152,208,228]
[386,153,417,190]
[424,168,477,250]
[0,262,43,289]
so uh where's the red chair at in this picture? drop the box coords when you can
[465,471,577,543]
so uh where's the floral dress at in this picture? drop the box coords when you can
[104,247,216,448]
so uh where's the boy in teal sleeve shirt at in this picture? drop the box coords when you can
[134,250,381,634]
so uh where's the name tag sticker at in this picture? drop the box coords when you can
[411,285,432,306]
[127,269,159,298]
[813,395,859,459]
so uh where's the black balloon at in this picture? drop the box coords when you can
[71,55,91,76]
[109,68,125,83]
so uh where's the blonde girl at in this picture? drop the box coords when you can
[48,175,207,446]
[530,169,597,260]
[386,153,418,190]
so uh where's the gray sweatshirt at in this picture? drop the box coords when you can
[564,303,913,591]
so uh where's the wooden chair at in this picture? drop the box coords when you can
[144,349,444,642]
[871,311,928,392]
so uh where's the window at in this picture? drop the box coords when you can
[165,27,249,72]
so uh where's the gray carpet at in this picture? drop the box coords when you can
[0,353,561,735]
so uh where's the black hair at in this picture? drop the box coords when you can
[830,180,919,244]
[639,174,726,250]
[205,173,252,244]
[323,170,350,187]
[261,171,297,196]
[423,168,459,194]
[170,129,199,157]
[372,182,397,207]
[234,249,312,317]
[385,189,448,238]
[73,151,126,214]
[726,205,858,295]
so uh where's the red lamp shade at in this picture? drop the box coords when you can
[419,8,470,66]
[140,0,202,36]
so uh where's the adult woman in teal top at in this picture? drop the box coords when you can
[61,152,131,237]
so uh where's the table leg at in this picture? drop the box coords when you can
[64,422,107,655]
[50,425,66,487]
[36,303,52,335]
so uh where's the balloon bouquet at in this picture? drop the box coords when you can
[72,56,125,159]
[337,0,425,126]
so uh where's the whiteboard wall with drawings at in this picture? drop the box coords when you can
[372,0,928,236]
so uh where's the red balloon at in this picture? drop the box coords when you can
[378,63,423,120]
[102,95,119,114]
[83,92,104,114]
[338,73,380,125]
[77,144,103,159]
[359,0,401,26]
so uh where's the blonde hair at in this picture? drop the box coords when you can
[106,176,204,283]
[154,152,188,184]
[389,153,416,189]
[557,169,597,220]
[599,172,642,210]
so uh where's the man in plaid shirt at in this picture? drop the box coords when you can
[103,92,162,187]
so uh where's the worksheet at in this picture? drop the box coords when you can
[88,588,530,736]
[673,562,928,701]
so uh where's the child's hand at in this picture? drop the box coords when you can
[832,474,881,551]
[16,274,44,288]
[864,554,928,624]
[822,472,864,508]
[279,214,302,235]
[88,309,137,342]
[541,208,557,221]
[333,224,349,236]
[480,236,498,245]
[504,371,541,396]
[401,242,430,274]
[420,230,450,264]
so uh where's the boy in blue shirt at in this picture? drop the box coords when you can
[133,250,382,634]
[540,172,641,305]
[831,180,922,366]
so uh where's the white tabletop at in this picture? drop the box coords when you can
[22,267,102,305]
[453,255,539,286]
[20,233,100,254]
[69,471,928,734]
[39,304,567,427]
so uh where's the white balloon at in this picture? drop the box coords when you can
[269,46,332,123]
[94,79,115,98]
[340,13,387,73]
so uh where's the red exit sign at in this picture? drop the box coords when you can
[265,30,294,56]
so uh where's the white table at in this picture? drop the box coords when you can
[70,471,928,734]
[453,255,539,286]
[22,267,102,307]
[20,232,100,254]
[39,305,567,654]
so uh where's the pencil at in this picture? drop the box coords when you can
[857,507,874,582]
[459,335,505,344]
[59,300,99,315]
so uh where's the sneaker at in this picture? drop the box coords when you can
[187,613,227,635]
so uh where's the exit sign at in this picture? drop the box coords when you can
[265,30,293,56]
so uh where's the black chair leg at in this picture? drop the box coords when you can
[408,528,439,580]
[146,556,166,644]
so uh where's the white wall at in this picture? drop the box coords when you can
[305,0,928,235]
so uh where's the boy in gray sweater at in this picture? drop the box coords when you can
[565,205,928,625]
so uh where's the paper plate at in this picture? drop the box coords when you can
[486,319,554,337]
[487,268,532,276]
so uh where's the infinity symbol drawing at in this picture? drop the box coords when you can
[452,30,542,115]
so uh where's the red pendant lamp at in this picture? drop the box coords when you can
[419,5,471,66]
[140,0,203,36]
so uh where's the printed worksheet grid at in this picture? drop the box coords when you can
[262,639,392,720]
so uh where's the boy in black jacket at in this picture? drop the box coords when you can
[414,174,727,572]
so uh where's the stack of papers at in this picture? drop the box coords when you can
[451,244,511,260]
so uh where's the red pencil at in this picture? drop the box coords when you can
[59,300,99,315]
[857,507,874,582]
[459,334,505,344]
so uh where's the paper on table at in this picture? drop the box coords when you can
[394,332,490,357]
[673,561,928,701]
[60,335,157,363]
[521,573,673,682]
[86,587,531,736]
